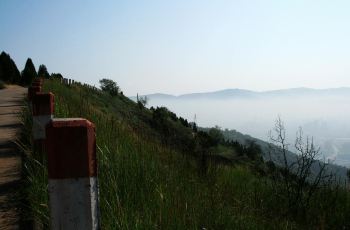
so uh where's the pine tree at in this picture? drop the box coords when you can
[21,58,37,85]
[38,64,50,79]
[0,51,21,84]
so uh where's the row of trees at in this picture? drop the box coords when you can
[0,51,51,86]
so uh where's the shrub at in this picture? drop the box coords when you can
[99,78,119,96]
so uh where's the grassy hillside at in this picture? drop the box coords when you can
[20,79,350,229]
[204,128,349,181]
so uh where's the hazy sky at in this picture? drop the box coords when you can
[1,0,350,95]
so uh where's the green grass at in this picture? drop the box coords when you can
[20,79,350,229]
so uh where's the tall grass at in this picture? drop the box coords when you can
[21,79,350,229]
[17,101,49,228]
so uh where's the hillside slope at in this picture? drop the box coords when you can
[134,87,350,168]
[21,79,350,229]
[216,128,348,181]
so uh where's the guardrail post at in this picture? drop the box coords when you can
[46,118,100,230]
[34,78,43,83]
[32,81,42,87]
[28,86,42,101]
[32,92,54,153]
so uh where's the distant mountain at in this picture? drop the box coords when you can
[142,93,176,100]
[131,87,350,101]
[178,89,256,100]
[130,87,350,172]
[261,87,350,97]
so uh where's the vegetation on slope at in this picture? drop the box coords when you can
[20,78,350,229]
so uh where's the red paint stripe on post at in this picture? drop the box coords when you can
[28,86,42,101]
[32,92,55,116]
[32,81,42,87]
[32,92,54,153]
[46,118,97,179]
[33,79,43,88]
[46,118,100,229]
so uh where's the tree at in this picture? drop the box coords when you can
[0,51,21,84]
[245,140,262,160]
[99,78,119,96]
[51,73,63,79]
[268,117,334,219]
[137,94,148,108]
[208,126,224,146]
[38,64,50,79]
[21,58,37,86]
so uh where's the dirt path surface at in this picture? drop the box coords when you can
[0,85,26,230]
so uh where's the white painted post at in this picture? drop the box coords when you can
[46,118,100,230]
[32,92,54,141]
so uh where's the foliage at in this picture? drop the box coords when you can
[21,58,37,86]
[21,79,350,229]
[17,101,49,228]
[38,64,50,79]
[245,140,263,160]
[150,106,194,152]
[267,117,337,221]
[208,127,224,146]
[51,73,63,79]
[136,94,148,108]
[0,51,21,84]
[99,78,119,96]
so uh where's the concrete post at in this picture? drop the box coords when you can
[46,118,100,230]
[32,92,54,152]
[28,86,42,101]
[32,82,42,87]
[34,78,43,84]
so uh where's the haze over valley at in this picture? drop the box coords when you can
[136,87,350,167]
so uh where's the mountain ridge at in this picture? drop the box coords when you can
[131,87,350,100]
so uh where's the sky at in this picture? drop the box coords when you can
[1,0,350,96]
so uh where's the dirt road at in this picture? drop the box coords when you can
[0,85,26,230]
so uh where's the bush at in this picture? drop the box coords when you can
[99,78,119,96]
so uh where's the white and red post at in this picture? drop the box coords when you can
[32,92,54,152]
[28,85,42,102]
[46,118,100,230]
